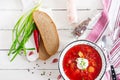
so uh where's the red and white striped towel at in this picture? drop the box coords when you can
[86,0,120,79]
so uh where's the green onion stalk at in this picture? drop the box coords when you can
[8,4,40,62]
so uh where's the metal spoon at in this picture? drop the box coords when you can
[101,35,117,80]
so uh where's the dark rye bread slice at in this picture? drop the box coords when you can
[33,11,59,59]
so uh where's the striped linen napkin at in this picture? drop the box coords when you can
[86,0,120,79]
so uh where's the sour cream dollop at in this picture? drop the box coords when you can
[76,58,89,70]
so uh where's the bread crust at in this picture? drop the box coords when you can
[39,37,50,60]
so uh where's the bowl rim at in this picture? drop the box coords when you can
[58,40,107,80]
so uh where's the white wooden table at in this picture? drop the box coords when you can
[0,0,102,80]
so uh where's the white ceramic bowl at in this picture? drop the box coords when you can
[59,40,106,80]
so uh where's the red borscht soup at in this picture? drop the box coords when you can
[63,44,102,80]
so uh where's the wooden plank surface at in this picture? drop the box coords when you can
[0,70,62,80]
[0,0,102,80]
[0,9,101,29]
